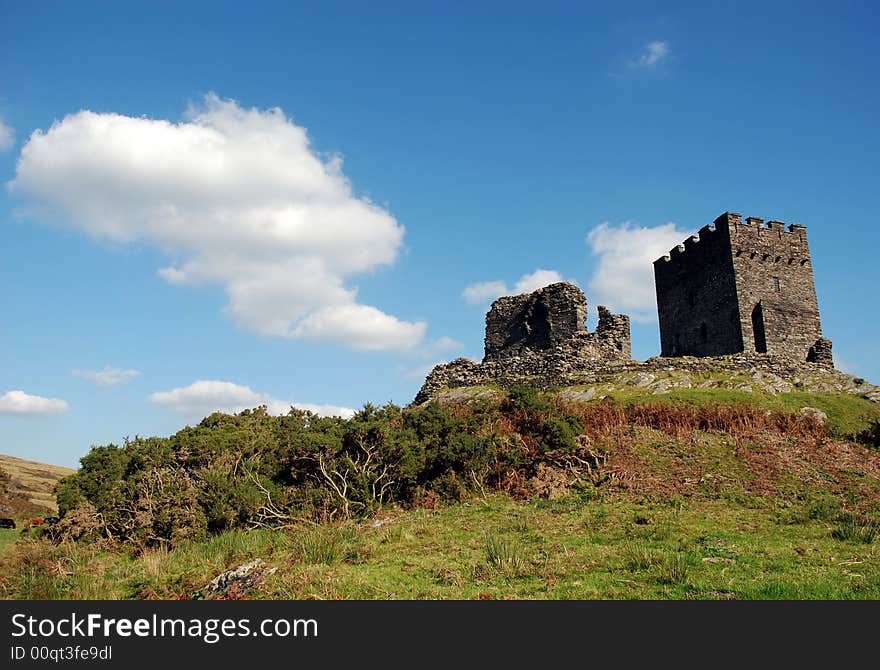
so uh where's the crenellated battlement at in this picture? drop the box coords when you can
[655,212,811,267]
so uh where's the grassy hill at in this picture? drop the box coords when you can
[0,453,75,517]
[0,382,878,600]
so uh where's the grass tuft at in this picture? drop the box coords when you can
[484,530,527,577]
[831,515,878,544]
[297,526,352,565]
[656,551,691,586]
[621,543,660,571]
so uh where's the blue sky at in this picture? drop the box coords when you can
[1,1,878,467]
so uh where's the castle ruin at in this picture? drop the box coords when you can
[413,210,856,405]
[414,283,630,404]
[653,212,833,367]
[484,282,630,361]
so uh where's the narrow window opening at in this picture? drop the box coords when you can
[751,303,767,353]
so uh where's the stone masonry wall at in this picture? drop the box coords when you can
[413,351,877,406]
[725,214,824,362]
[654,211,830,365]
[653,215,742,356]
[484,282,587,359]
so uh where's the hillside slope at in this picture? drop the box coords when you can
[0,454,75,517]
[0,381,878,600]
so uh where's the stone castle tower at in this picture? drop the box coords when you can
[653,212,832,366]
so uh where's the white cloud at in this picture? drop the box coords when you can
[0,118,13,152]
[513,269,564,294]
[290,304,425,351]
[10,94,425,351]
[0,390,69,415]
[462,269,565,305]
[72,365,141,386]
[634,41,669,68]
[148,380,355,419]
[462,280,508,305]
[586,221,688,323]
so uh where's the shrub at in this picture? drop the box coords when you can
[505,385,548,414]
[856,420,880,449]
[538,417,583,453]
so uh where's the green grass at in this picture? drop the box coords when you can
[0,528,19,554]
[484,530,528,577]
[2,493,877,600]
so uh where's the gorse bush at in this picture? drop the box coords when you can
[48,392,841,550]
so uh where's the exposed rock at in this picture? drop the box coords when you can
[428,387,503,406]
[750,370,794,395]
[799,407,828,424]
[632,372,655,387]
[415,348,880,406]
[651,379,672,395]
[557,388,598,403]
[197,559,277,600]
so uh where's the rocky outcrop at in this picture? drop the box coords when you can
[416,353,880,406]
[196,559,277,600]
[413,282,876,406]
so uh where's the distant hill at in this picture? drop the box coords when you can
[0,454,75,518]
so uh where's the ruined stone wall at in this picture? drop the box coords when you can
[413,282,631,404]
[654,211,830,365]
[485,283,587,359]
[595,306,631,359]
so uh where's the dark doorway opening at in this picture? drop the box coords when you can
[751,303,767,353]
[524,298,551,349]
